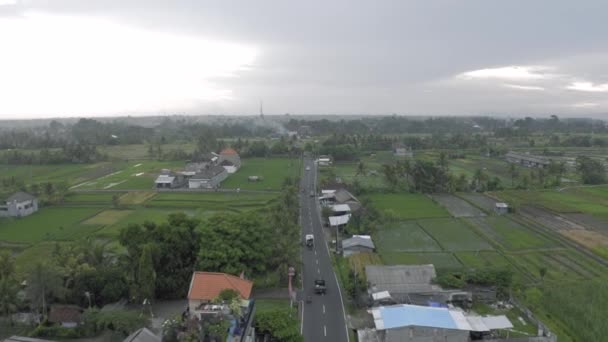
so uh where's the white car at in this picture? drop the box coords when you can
[305,166,311,171]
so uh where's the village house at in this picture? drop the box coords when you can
[48,305,83,328]
[393,143,414,158]
[366,264,472,307]
[320,188,361,212]
[188,165,228,189]
[341,235,375,257]
[0,192,38,218]
[217,148,241,173]
[154,170,185,189]
[505,151,550,168]
[187,272,256,341]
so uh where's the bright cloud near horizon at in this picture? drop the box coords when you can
[0,0,608,118]
[0,11,257,117]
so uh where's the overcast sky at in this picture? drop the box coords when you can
[1,0,607,118]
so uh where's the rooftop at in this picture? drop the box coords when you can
[220,148,239,155]
[123,328,161,342]
[48,304,82,324]
[155,175,175,184]
[6,191,36,203]
[342,235,375,250]
[188,272,253,301]
[329,214,350,227]
[372,304,513,332]
[366,264,438,295]
[332,204,351,212]
[191,165,226,179]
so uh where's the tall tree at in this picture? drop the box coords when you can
[0,277,19,325]
[137,244,156,303]
[26,262,63,318]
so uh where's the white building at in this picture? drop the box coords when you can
[0,192,38,218]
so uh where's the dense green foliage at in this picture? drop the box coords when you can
[254,308,303,342]
[119,213,201,300]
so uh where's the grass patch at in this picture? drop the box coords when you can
[418,218,493,251]
[347,252,382,278]
[147,192,277,212]
[221,157,301,190]
[0,207,102,243]
[94,208,186,238]
[365,193,450,220]
[376,221,442,252]
[63,192,116,205]
[83,209,133,226]
[255,299,291,314]
[119,191,156,205]
[468,216,556,251]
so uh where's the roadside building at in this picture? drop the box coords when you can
[188,165,228,189]
[217,148,241,173]
[342,235,375,256]
[332,204,351,216]
[0,192,38,218]
[187,271,256,341]
[329,214,351,229]
[505,151,550,168]
[357,304,514,342]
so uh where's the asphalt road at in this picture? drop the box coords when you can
[300,157,349,342]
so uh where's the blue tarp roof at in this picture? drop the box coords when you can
[379,305,458,330]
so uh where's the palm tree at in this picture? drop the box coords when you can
[26,262,64,319]
[0,277,19,325]
[355,161,366,177]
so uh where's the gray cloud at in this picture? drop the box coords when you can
[1,0,608,118]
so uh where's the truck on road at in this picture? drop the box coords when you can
[305,234,314,248]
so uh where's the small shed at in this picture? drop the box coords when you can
[342,235,375,256]
[495,202,509,215]
[48,305,82,328]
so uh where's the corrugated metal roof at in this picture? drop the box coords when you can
[372,304,512,333]
[329,215,350,226]
[366,265,437,295]
[342,235,375,250]
[332,204,351,212]
[154,175,175,183]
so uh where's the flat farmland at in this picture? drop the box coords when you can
[455,251,512,269]
[365,193,450,220]
[221,157,300,190]
[418,218,493,251]
[449,156,531,187]
[63,192,117,205]
[457,193,498,213]
[99,143,195,160]
[147,192,277,212]
[467,216,556,251]
[431,194,485,217]
[0,207,102,243]
[72,160,183,190]
[380,251,462,269]
[0,162,127,187]
[376,221,442,252]
[94,208,189,238]
[510,251,605,281]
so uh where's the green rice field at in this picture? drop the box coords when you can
[418,218,493,251]
[221,157,301,190]
[365,193,450,219]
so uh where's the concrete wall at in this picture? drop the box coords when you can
[0,199,38,218]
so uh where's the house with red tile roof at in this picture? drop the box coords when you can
[217,148,241,173]
[187,271,253,313]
